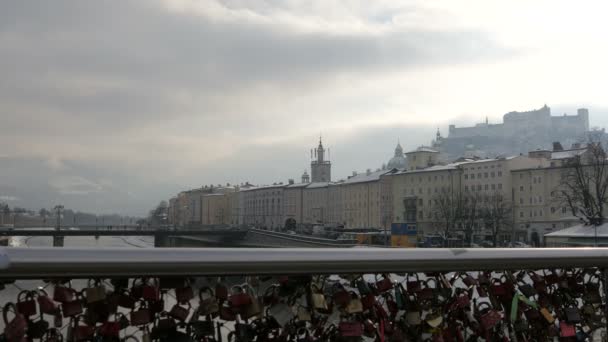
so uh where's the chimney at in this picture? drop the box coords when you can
[552,142,564,151]
[288,179,294,185]
[352,171,357,177]
[366,169,371,176]
[572,143,581,149]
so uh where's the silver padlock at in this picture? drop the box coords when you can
[268,303,295,327]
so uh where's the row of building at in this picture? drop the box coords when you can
[167,135,591,244]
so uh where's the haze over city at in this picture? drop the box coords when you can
[2,0,608,215]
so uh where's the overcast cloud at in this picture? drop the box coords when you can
[1,0,607,215]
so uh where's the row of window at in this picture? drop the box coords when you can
[464,171,502,180]
[464,183,503,191]
[519,196,543,204]
[464,164,502,171]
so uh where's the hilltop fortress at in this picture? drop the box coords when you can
[433,105,590,160]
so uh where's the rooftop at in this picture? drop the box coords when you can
[545,222,608,238]
[343,169,392,185]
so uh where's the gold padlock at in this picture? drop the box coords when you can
[346,297,363,314]
[297,306,311,321]
[85,280,106,303]
[540,308,555,324]
[426,313,443,328]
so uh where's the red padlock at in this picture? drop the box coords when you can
[37,289,59,315]
[376,274,393,293]
[142,278,160,302]
[175,285,194,304]
[16,290,37,317]
[3,303,27,342]
[229,286,252,308]
[53,285,75,303]
[72,315,95,341]
[339,321,362,337]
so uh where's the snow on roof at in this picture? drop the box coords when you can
[286,182,310,188]
[406,146,439,154]
[343,169,391,184]
[306,182,331,189]
[551,148,587,160]
[545,222,608,238]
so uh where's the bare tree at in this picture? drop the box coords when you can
[457,193,481,246]
[480,192,513,247]
[557,142,608,226]
[431,190,464,246]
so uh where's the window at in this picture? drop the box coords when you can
[498,184,502,189]
[491,184,496,190]
[520,173,523,179]
[520,211,524,218]
[465,185,469,192]
[562,207,567,214]
[491,172,495,177]
[471,174,475,180]
[484,184,489,190]
[477,185,482,191]
[418,199,422,206]
[520,186,524,191]
[478,173,482,178]
[520,198,523,204]
[498,171,503,177]
[464,174,469,180]
[550,207,555,214]
[484,173,488,178]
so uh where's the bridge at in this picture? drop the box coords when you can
[0,247,607,341]
[0,227,248,247]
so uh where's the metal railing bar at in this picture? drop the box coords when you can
[2,247,608,279]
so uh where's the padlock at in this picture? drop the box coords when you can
[169,302,191,322]
[117,289,136,309]
[15,290,37,317]
[141,278,160,302]
[27,313,49,339]
[61,295,83,318]
[539,307,555,324]
[476,302,502,330]
[84,279,106,304]
[405,311,421,326]
[339,321,362,337]
[98,319,121,339]
[42,328,64,342]
[426,311,443,328]
[219,304,236,321]
[355,278,372,295]
[235,322,255,341]
[331,283,351,307]
[310,284,328,311]
[418,278,436,301]
[147,291,165,316]
[564,304,581,323]
[296,306,311,321]
[130,300,151,326]
[189,318,215,337]
[375,274,393,293]
[53,284,75,303]
[267,302,295,327]
[175,284,194,304]
[405,273,421,293]
[346,292,363,314]
[229,285,252,308]
[150,311,177,340]
[197,287,219,316]
[241,284,262,319]
[560,321,576,337]
[460,272,478,287]
[72,315,95,341]
[141,326,151,342]
[215,282,229,301]
[37,289,59,315]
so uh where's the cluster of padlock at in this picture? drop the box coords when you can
[0,269,606,341]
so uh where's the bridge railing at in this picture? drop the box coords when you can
[1,247,607,341]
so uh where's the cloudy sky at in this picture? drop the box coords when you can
[1,0,608,216]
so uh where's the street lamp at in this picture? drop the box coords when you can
[53,205,64,230]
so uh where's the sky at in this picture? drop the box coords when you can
[1,0,608,216]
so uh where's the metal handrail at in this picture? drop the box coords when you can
[2,247,608,279]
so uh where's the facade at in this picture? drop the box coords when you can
[511,145,592,245]
[339,169,394,230]
[405,147,439,170]
[241,184,285,230]
[389,155,545,238]
[302,182,330,225]
[282,182,309,228]
[436,105,590,160]
[310,138,331,182]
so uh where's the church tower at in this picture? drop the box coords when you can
[311,137,331,182]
